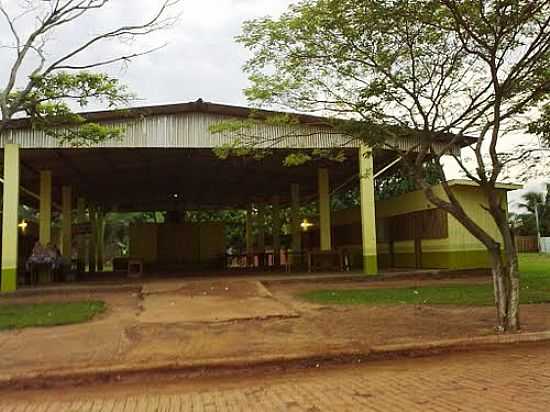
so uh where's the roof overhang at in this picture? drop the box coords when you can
[446,179,523,191]
[2,100,476,151]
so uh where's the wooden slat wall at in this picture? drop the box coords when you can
[390,209,448,241]
[515,236,538,253]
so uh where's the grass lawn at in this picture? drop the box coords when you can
[300,253,550,306]
[0,301,106,331]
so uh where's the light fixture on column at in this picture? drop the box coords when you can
[300,218,314,232]
[18,220,28,233]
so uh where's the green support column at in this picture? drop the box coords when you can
[61,186,73,258]
[88,205,97,273]
[359,145,378,275]
[1,144,20,292]
[97,209,105,272]
[290,183,302,262]
[245,206,253,265]
[272,195,281,266]
[39,170,52,246]
[318,168,332,251]
[76,197,86,274]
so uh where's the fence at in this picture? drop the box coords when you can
[541,237,550,254]
[515,236,539,253]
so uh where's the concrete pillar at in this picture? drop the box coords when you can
[39,170,52,246]
[245,207,253,264]
[97,209,105,272]
[61,186,73,258]
[1,144,20,292]
[272,195,281,266]
[76,197,86,273]
[290,184,302,258]
[88,205,97,273]
[359,145,378,275]
[318,168,332,251]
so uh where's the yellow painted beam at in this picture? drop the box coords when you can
[272,195,281,266]
[39,170,52,246]
[359,146,378,275]
[290,183,302,258]
[61,186,73,258]
[1,144,20,292]
[318,168,332,251]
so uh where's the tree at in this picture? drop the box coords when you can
[517,188,550,236]
[0,0,181,144]
[509,211,537,236]
[226,0,550,332]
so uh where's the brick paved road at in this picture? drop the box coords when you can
[2,344,550,411]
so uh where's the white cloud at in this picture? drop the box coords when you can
[0,0,295,107]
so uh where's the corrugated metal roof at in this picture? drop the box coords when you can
[0,100,469,153]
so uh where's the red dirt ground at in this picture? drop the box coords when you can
[1,276,549,388]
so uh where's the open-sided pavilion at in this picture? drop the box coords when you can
[0,100,481,292]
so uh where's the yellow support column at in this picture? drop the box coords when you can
[1,144,20,292]
[290,183,302,263]
[61,186,73,258]
[272,195,281,266]
[318,168,332,251]
[76,197,86,273]
[359,145,378,275]
[39,170,52,246]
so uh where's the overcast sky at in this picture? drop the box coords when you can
[1,0,547,209]
[93,0,296,107]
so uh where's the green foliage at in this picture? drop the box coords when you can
[283,152,312,166]
[213,142,271,161]
[376,159,444,200]
[26,71,130,109]
[529,104,550,147]
[301,285,496,306]
[185,209,248,249]
[511,187,550,236]
[510,212,539,236]
[6,71,131,147]
[50,122,124,148]
[239,0,550,157]
[238,0,470,137]
[0,301,105,330]
[300,254,550,306]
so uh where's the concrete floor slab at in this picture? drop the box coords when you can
[139,280,297,323]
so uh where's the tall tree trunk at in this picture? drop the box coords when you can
[489,247,520,333]
[489,249,507,331]
[504,247,521,332]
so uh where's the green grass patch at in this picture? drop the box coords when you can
[300,253,550,306]
[0,301,106,331]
